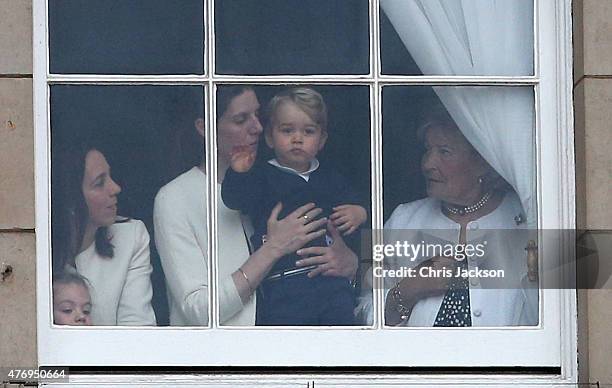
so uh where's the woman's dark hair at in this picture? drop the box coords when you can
[166,117,205,179]
[52,143,114,271]
[166,85,255,180]
[216,85,254,121]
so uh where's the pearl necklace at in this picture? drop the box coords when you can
[443,191,492,216]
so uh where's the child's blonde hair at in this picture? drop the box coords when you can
[267,87,328,132]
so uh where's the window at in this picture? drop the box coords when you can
[35,0,577,383]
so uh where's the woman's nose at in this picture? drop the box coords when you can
[248,115,263,135]
[109,177,122,196]
[421,151,436,171]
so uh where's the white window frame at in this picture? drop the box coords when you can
[34,0,577,385]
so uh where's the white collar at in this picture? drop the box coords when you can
[268,158,320,182]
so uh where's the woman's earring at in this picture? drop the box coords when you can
[478,176,485,184]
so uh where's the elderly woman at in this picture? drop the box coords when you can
[383,116,538,327]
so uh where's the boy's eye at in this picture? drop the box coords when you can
[304,127,318,135]
[280,127,293,134]
[61,309,73,314]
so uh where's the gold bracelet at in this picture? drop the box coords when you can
[238,267,254,295]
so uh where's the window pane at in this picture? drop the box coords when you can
[216,85,372,326]
[382,85,538,327]
[50,85,205,326]
[215,1,369,75]
[380,0,534,76]
[49,1,204,74]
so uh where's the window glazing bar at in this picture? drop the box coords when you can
[46,74,539,86]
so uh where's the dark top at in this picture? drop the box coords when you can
[221,160,363,272]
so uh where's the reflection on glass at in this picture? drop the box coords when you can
[50,85,205,326]
[215,0,369,75]
[49,0,204,74]
[216,85,372,326]
[380,86,538,327]
[380,0,534,76]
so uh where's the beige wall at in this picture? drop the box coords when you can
[0,0,610,383]
[574,0,612,384]
[0,0,36,370]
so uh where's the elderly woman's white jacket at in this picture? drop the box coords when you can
[358,192,538,326]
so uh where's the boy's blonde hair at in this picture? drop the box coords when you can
[267,87,328,132]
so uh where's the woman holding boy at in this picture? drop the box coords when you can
[221,87,367,325]
[154,86,360,326]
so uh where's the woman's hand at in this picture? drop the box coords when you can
[236,202,328,304]
[331,204,368,235]
[295,221,358,280]
[399,256,456,298]
[264,202,328,259]
[385,256,456,325]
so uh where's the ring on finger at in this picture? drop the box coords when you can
[302,214,309,220]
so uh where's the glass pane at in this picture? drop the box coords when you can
[380,0,534,76]
[50,85,205,326]
[215,1,369,75]
[381,85,538,327]
[49,1,204,74]
[216,85,372,326]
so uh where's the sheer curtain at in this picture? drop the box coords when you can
[381,0,536,225]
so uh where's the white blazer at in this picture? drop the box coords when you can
[74,219,156,326]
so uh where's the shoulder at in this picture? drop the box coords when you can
[499,191,523,216]
[385,198,439,229]
[389,197,438,219]
[155,167,206,210]
[157,168,204,199]
[482,191,526,228]
[109,218,149,241]
[312,161,348,182]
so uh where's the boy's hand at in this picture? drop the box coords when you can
[230,145,256,173]
[330,204,367,235]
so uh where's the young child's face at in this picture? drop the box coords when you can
[265,101,328,173]
[53,283,92,326]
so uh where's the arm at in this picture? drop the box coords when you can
[156,185,256,324]
[231,203,330,304]
[154,188,213,325]
[221,166,263,213]
[328,169,368,235]
[220,147,264,213]
[116,220,157,326]
[384,256,455,326]
[156,185,329,324]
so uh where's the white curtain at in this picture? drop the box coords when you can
[381,0,536,225]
